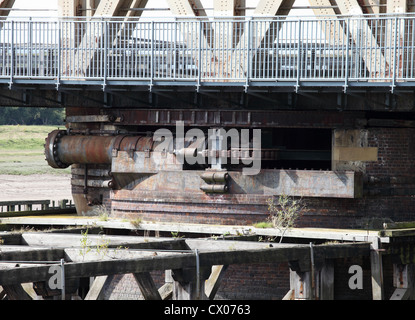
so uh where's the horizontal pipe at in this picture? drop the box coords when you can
[200,184,229,193]
[45,130,147,168]
[200,171,229,183]
[71,178,114,189]
[57,135,116,166]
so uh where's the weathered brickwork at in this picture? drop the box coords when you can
[100,257,398,300]
[95,127,413,300]
[106,127,415,230]
[296,127,415,229]
[103,271,165,300]
[102,264,290,300]
[214,263,290,300]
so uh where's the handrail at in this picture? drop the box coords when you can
[0,15,414,91]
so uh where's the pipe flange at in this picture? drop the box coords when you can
[44,130,69,169]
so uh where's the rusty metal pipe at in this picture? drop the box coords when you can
[45,130,147,169]
[201,171,229,183]
[200,184,228,193]
[71,178,115,189]
[58,135,116,165]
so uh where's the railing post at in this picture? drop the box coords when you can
[60,259,65,300]
[9,20,14,89]
[391,16,398,93]
[103,18,107,91]
[245,18,251,92]
[197,20,202,92]
[296,19,302,92]
[28,18,32,78]
[56,19,61,90]
[150,20,154,91]
[173,20,177,80]
[344,18,350,93]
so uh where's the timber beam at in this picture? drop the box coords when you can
[2,229,415,300]
[0,239,370,287]
[390,264,415,300]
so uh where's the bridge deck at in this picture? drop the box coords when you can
[1,15,415,92]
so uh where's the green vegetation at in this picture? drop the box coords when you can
[0,125,70,175]
[79,229,92,261]
[0,107,65,126]
[130,218,142,229]
[253,221,273,228]
[266,194,306,243]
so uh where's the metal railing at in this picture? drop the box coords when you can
[0,15,415,91]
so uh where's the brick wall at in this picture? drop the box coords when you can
[88,127,413,300]
[296,127,415,229]
[106,127,415,230]
[215,263,290,300]
[100,257,398,300]
[101,264,290,300]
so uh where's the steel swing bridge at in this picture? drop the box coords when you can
[1,13,415,92]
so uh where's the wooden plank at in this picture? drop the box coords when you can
[392,263,414,300]
[173,279,207,300]
[381,228,415,238]
[0,208,75,218]
[0,234,22,245]
[133,272,162,300]
[290,270,312,300]
[2,284,32,300]
[390,288,409,300]
[0,218,390,243]
[318,260,334,300]
[0,287,6,300]
[370,238,384,300]
[158,282,173,300]
[84,275,114,300]
[205,265,228,300]
[282,289,294,300]
[21,233,187,250]
[0,242,370,286]
[0,200,50,206]
[171,266,211,300]
[0,248,65,263]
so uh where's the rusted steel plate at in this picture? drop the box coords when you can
[109,169,362,222]
[111,197,266,216]
[58,135,116,165]
[111,151,182,173]
[110,109,365,128]
[110,169,362,199]
[230,170,363,198]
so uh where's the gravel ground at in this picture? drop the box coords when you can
[0,174,72,202]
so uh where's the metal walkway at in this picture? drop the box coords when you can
[1,14,415,92]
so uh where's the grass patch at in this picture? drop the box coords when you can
[0,125,63,150]
[0,125,69,175]
[253,222,273,228]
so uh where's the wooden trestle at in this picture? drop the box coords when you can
[0,216,415,300]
